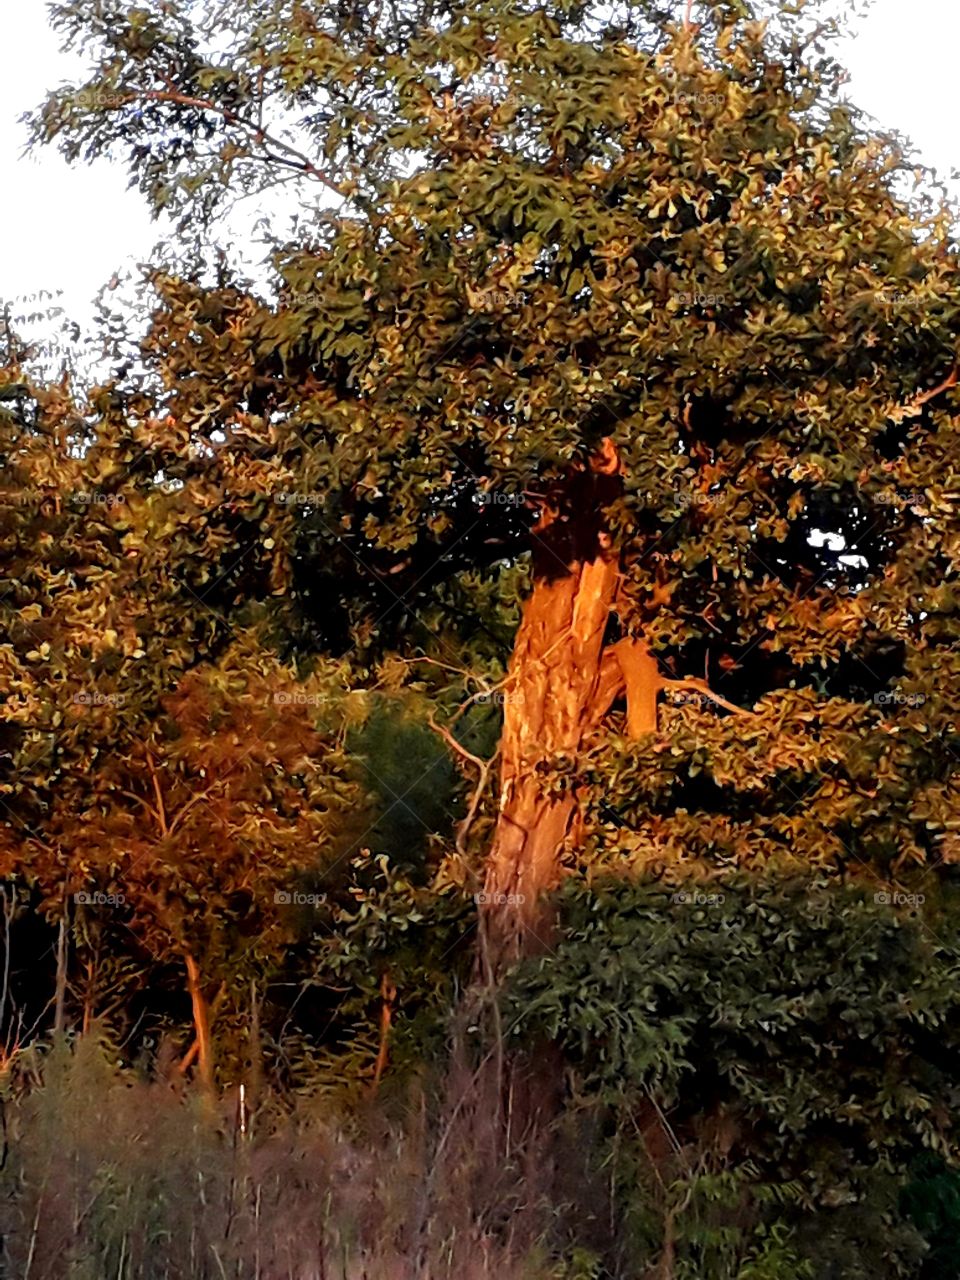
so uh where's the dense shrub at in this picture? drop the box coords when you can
[506,873,960,1278]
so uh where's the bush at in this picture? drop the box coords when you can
[505,873,960,1278]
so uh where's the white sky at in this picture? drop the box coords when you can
[0,0,957,330]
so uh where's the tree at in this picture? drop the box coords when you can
[4,0,960,1270]
[19,0,960,981]
[0,334,387,1085]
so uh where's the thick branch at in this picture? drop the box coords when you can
[613,638,661,737]
[609,643,759,738]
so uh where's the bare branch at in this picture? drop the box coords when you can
[887,365,957,423]
[428,715,499,857]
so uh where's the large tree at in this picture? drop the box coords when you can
[19,0,960,964]
[3,1,960,1271]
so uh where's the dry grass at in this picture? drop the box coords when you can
[0,1035,607,1280]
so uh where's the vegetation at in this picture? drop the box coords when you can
[2,0,960,1274]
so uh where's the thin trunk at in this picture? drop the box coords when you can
[82,958,94,1036]
[184,953,214,1097]
[53,914,68,1036]
[81,935,101,1036]
[247,978,263,1111]
[178,981,227,1075]
[371,971,396,1094]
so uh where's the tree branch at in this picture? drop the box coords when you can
[428,716,499,858]
[887,366,957,423]
[145,752,169,838]
[120,88,347,199]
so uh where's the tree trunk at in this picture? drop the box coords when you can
[53,913,68,1036]
[482,548,619,963]
[184,953,215,1097]
[482,439,660,967]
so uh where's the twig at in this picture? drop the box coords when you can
[167,786,220,838]
[912,365,957,407]
[448,678,515,729]
[886,365,957,423]
[427,715,486,773]
[145,752,169,837]
[427,716,500,857]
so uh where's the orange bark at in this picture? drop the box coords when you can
[184,952,215,1097]
[481,441,663,964]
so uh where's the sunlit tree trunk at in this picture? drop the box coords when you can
[482,441,661,967]
[184,952,214,1097]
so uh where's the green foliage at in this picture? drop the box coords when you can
[345,693,460,876]
[18,0,960,896]
[902,1155,960,1280]
[506,873,960,1276]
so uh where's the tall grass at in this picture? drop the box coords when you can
[0,1034,606,1280]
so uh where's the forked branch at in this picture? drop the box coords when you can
[428,716,500,857]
